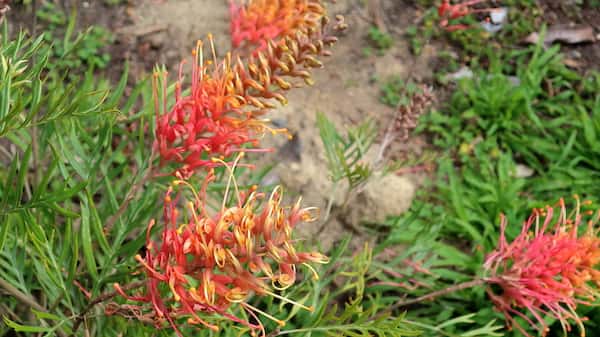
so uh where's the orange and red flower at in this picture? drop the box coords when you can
[113,176,327,336]
[437,0,500,32]
[153,39,283,178]
[484,197,600,337]
[155,11,345,177]
[229,0,325,51]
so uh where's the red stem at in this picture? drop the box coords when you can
[388,278,487,310]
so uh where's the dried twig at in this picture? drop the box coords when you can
[0,277,69,337]
[115,24,168,38]
[370,278,486,322]
[0,0,10,24]
[72,281,146,335]
[366,0,387,32]
[375,85,434,165]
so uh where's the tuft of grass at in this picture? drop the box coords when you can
[380,78,421,108]
[366,26,394,55]
[37,4,114,77]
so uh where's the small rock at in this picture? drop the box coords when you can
[490,7,508,24]
[444,66,473,82]
[569,50,582,59]
[147,31,167,49]
[345,173,416,224]
[515,164,534,178]
[481,21,503,34]
[524,25,595,45]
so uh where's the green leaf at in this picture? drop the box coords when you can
[580,107,598,149]
[80,198,99,281]
[86,189,111,254]
[31,309,62,321]
[3,317,54,333]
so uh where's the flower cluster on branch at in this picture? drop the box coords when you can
[111,1,344,336]
[114,176,327,336]
[230,0,326,50]
[485,197,600,337]
[154,2,346,177]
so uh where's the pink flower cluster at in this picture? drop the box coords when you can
[154,1,343,178]
[484,197,600,337]
[112,1,344,335]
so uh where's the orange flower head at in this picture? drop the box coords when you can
[114,172,327,336]
[230,0,325,51]
[153,37,286,178]
[484,197,600,337]
[155,10,345,177]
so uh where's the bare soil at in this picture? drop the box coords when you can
[538,1,600,71]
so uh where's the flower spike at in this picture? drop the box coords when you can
[154,1,345,177]
[484,197,600,337]
[112,183,327,336]
[230,0,325,51]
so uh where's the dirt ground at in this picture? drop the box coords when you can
[539,1,600,71]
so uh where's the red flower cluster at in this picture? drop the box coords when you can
[155,12,345,177]
[230,0,325,50]
[437,0,499,32]
[114,175,328,336]
[153,38,286,178]
[114,2,344,335]
[484,197,600,337]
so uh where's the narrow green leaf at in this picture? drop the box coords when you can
[86,190,110,254]
[80,198,98,281]
[3,317,53,333]
[580,107,598,149]
[31,309,62,321]
[0,214,11,250]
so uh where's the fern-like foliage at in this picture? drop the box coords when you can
[317,112,376,188]
[0,23,120,138]
[0,24,160,337]
[261,241,422,337]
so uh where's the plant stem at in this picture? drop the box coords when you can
[104,150,156,232]
[365,278,486,324]
[388,278,486,310]
[0,277,46,314]
[71,280,145,335]
[275,324,374,336]
[0,277,69,337]
[401,318,460,337]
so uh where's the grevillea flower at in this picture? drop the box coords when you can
[113,172,328,336]
[437,0,500,32]
[154,12,345,177]
[229,0,325,51]
[484,197,600,337]
[153,41,282,179]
